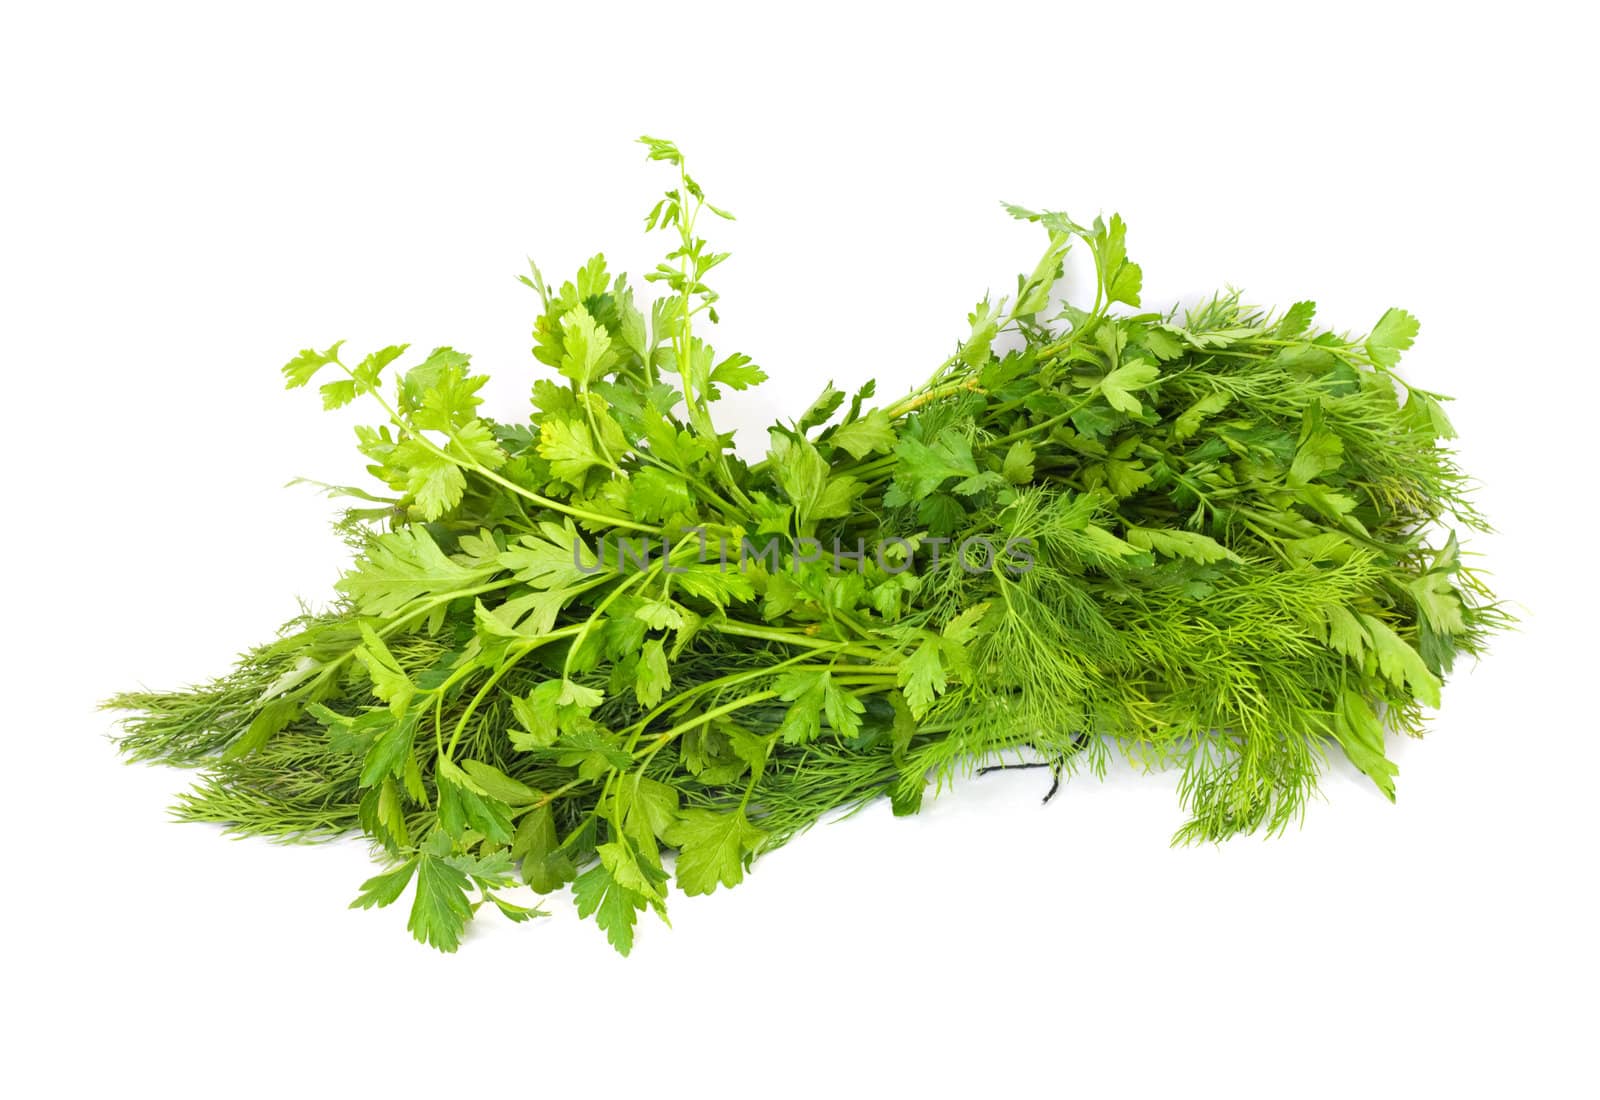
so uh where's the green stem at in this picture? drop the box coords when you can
[988,391,1102,448]
[882,376,984,419]
[334,357,659,534]
[291,578,519,705]
[640,689,778,754]
[707,619,884,659]
[562,567,652,681]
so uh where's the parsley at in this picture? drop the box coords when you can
[109,139,1508,952]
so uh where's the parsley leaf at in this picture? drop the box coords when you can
[663,809,767,896]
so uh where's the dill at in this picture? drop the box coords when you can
[107,139,1507,953]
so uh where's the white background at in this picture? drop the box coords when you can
[4,2,1596,1096]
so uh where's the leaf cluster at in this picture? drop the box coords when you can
[109,141,1507,952]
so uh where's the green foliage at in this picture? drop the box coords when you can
[663,808,766,895]
[108,139,1506,955]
